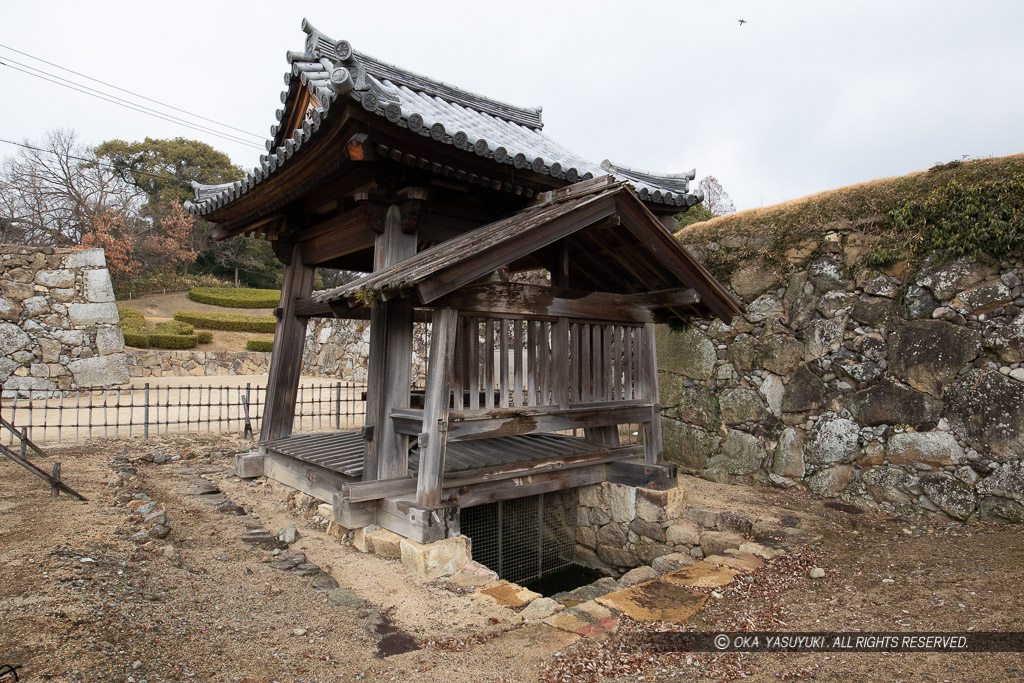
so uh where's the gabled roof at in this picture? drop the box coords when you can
[315,177,739,323]
[186,18,704,218]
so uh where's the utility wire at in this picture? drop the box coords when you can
[0,137,192,185]
[0,58,266,151]
[0,41,265,140]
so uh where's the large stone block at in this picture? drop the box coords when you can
[807,256,847,292]
[719,387,770,425]
[662,419,720,470]
[635,487,686,523]
[945,370,1024,461]
[0,322,31,355]
[915,257,995,300]
[676,386,720,430]
[84,269,115,303]
[745,294,785,323]
[773,427,806,478]
[399,536,469,579]
[757,335,804,375]
[886,431,964,466]
[846,380,942,427]
[781,365,826,413]
[96,326,126,356]
[804,313,848,361]
[730,260,782,302]
[63,248,106,268]
[606,484,637,523]
[656,326,716,380]
[759,373,785,416]
[805,412,860,466]
[976,461,1024,498]
[69,302,119,325]
[34,269,75,288]
[920,473,977,521]
[805,465,853,498]
[706,429,765,475]
[862,467,919,504]
[67,354,129,388]
[889,320,981,398]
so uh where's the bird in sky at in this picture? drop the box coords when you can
[738,19,747,26]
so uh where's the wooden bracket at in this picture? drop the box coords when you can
[607,459,678,490]
[346,133,376,162]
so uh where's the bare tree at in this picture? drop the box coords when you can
[0,129,140,246]
[697,175,737,216]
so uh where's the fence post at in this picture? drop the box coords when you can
[335,382,341,430]
[20,426,28,459]
[143,383,150,440]
[243,383,253,440]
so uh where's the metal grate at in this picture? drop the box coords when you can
[461,490,577,585]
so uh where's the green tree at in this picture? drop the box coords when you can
[673,203,715,231]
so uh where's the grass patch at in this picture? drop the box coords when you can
[676,153,1024,270]
[188,286,280,308]
[174,310,277,333]
[245,339,274,352]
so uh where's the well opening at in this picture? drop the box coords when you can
[461,490,596,594]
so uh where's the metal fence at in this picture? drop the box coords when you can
[0,382,368,446]
[461,489,577,585]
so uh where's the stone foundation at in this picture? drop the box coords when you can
[126,348,271,377]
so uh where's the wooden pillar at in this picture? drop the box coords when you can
[260,243,315,443]
[416,308,458,507]
[363,204,417,480]
[638,322,664,464]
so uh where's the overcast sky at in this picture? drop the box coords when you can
[2,0,1023,211]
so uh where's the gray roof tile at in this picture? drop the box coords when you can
[187,18,700,217]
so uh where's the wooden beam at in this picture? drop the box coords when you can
[441,462,610,508]
[259,242,315,442]
[430,283,654,323]
[415,308,458,507]
[263,452,350,503]
[345,446,640,503]
[364,204,418,481]
[634,288,700,309]
[606,459,678,490]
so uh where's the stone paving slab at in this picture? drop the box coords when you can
[595,580,709,623]
[551,576,621,607]
[702,549,765,573]
[475,580,542,608]
[660,562,739,588]
[543,599,620,641]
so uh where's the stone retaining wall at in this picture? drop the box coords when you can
[125,316,429,381]
[659,225,1024,523]
[1,245,128,396]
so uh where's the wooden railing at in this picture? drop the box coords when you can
[449,316,645,411]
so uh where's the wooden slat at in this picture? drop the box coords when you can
[468,317,480,410]
[484,318,495,409]
[554,317,570,409]
[513,320,524,407]
[499,319,510,408]
[526,320,537,406]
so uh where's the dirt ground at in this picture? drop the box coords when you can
[118,291,274,352]
[2,435,1022,682]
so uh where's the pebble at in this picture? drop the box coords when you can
[292,627,307,636]
[882,578,895,583]
[808,567,826,579]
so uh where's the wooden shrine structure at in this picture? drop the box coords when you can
[188,19,740,543]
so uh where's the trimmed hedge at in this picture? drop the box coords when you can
[123,331,151,348]
[147,333,198,349]
[173,310,276,333]
[188,286,280,309]
[245,339,274,352]
[154,320,194,335]
[118,306,146,332]
[196,330,213,344]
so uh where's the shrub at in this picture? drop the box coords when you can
[122,331,150,348]
[188,286,281,308]
[153,320,194,335]
[173,310,277,333]
[196,330,213,344]
[118,306,147,332]
[246,339,274,352]
[146,333,198,350]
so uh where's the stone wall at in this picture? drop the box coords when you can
[125,349,271,378]
[124,317,428,382]
[1,245,128,396]
[659,227,1024,523]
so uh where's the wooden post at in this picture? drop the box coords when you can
[143,383,150,439]
[50,462,61,498]
[638,322,663,464]
[259,242,315,443]
[364,204,417,480]
[416,308,458,507]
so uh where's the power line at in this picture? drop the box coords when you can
[0,41,265,141]
[0,137,192,185]
[0,58,266,151]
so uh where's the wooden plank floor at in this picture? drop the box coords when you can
[262,431,616,479]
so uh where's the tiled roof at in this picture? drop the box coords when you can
[187,18,704,218]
